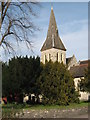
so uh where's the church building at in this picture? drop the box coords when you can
[40,7,89,101]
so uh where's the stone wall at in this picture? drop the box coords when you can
[79,92,89,101]
[41,48,66,64]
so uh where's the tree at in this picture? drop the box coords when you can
[79,69,90,92]
[2,56,42,103]
[2,63,10,97]
[2,57,23,103]
[0,1,39,53]
[37,61,79,105]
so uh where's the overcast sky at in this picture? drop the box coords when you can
[0,2,88,62]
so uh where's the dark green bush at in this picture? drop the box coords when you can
[37,61,79,105]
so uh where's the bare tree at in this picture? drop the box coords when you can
[0,1,39,53]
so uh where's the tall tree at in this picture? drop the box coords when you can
[2,63,9,97]
[0,1,39,53]
[37,61,79,105]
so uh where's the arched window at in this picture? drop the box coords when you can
[57,53,58,61]
[45,54,47,61]
[44,54,47,63]
[61,53,63,62]
[49,54,51,61]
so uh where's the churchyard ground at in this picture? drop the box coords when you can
[2,101,89,118]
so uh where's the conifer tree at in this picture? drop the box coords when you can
[37,61,79,105]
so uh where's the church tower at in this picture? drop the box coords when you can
[40,7,66,64]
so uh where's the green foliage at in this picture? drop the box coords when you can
[37,61,79,105]
[2,58,79,105]
[79,69,90,92]
[2,56,41,103]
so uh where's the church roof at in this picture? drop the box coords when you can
[79,60,89,65]
[41,7,66,51]
[70,63,88,78]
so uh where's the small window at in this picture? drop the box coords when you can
[57,53,58,61]
[44,54,47,63]
[49,54,51,61]
[45,55,47,61]
[61,53,63,61]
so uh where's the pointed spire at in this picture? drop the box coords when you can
[51,6,53,10]
[48,6,57,34]
[41,7,66,51]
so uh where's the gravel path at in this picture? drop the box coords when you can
[19,107,88,118]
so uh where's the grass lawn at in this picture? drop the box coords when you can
[2,101,89,118]
[2,101,89,110]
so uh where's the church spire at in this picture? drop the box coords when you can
[51,6,53,10]
[41,7,66,51]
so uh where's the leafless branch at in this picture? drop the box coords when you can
[0,1,40,54]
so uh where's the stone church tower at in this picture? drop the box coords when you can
[40,7,66,64]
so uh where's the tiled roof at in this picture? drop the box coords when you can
[80,60,89,65]
[70,64,88,78]
[41,8,66,51]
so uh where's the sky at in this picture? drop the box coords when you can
[0,2,88,62]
